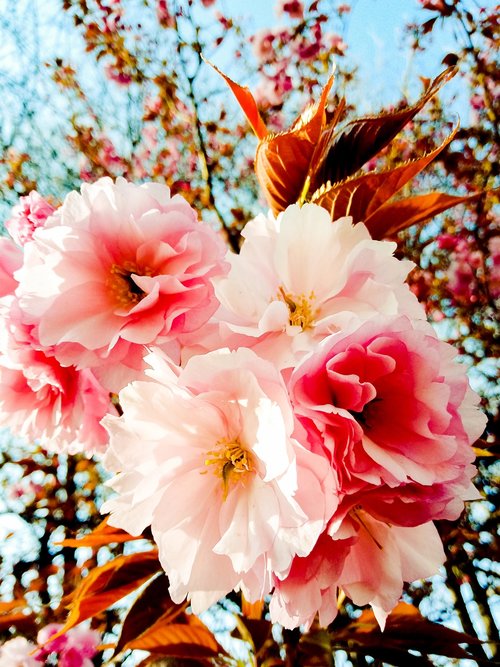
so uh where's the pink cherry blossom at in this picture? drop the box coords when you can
[101,347,336,612]
[335,515,445,628]
[5,191,56,246]
[252,28,276,62]
[214,204,422,370]
[36,624,100,667]
[16,177,229,373]
[271,514,445,630]
[275,0,304,20]
[0,637,41,667]
[289,315,485,514]
[0,237,22,297]
[270,531,351,629]
[0,299,111,455]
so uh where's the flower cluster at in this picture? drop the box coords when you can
[0,625,100,667]
[0,177,228,454]
[1,179,485,629]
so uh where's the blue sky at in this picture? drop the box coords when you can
[214,0,492,120]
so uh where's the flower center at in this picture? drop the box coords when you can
[277,286,317,330]
[108,261,152,308]
[204,439,254,499]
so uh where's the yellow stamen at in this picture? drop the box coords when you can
[108,261,153,308]
[204,440,254,499]
[277,286,318,330]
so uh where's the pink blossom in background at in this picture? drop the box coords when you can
[275,0,304,20]
[36,624,100,667]
[0,637,41,667]
[289,315,485,513]
[156,0,174,27]
[0,237,22,297]
[445,238,482,303]
[102,347,336,612]
[337,3,351,14]
[253,68,293,108]
[16,177,229,373]
[326,33,347,55]
[214,204,422,370]
[0,299,111,455]
[7,479,43,502]
[252,28,276,63]
[419,0,450,12]
[5,191,56,246]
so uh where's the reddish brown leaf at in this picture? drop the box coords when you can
[114,573,187,657]
[0,610,37,633]
[0,599,36,633]
[242,595,264,620]
[313,66,457,187]
[255,73,339,215]
[205,58,267,140]
[49,550,161,640]
[126,614,222,658]
[311,125,458,223]
[363,189,490,239]
[0,600,27,613]
[59,516,143,548]
[333,601,486,663]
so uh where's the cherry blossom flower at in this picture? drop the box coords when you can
[0,637,41,667]
[0,299,110,455]
[16,177,229,375]
[214,204,422,369]
[252,28,276,63]
[36,624,100,667]
[270,518,445,630]
[270,531,351,629]
[0,237,22,297]
[289,315,485,512]
[101,347,336,612]
[5,191,56,246]
[335,515,445,628]
[275,0,304,20]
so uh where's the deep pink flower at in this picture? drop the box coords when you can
[0,300,111,455]
[5,191,56,246]
[0,238,22,297]
[16,178,229,372]
[102,348,336,612]
[36,624,100,667]
[252,29,276,62]
[36,623,67,656]
[276,0,304,19]
[289,315,485,516]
